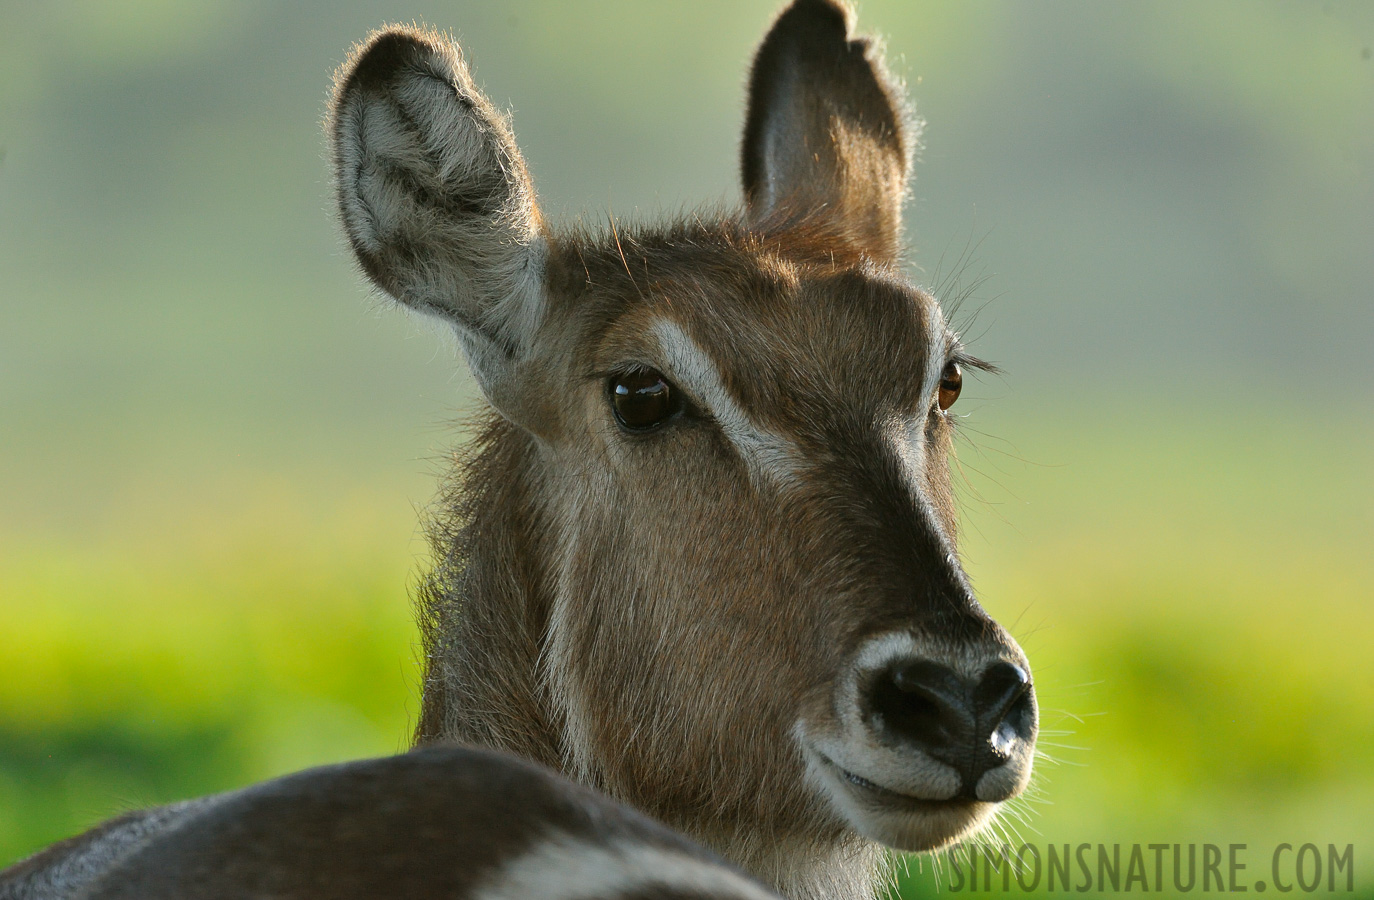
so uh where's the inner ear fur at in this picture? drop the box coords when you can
[329,26,546,409]
[742,0,914,265]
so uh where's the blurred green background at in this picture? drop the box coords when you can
[1,1,1371,896]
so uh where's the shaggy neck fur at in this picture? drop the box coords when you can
[412,415,886,900]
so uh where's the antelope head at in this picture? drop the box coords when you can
[329,0,1036,892]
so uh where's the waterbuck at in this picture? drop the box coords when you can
[0,1,1036,897]
[336,0,1036,895]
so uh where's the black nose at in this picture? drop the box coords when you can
[866,659,1035,794]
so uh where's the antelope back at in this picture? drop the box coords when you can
[329,1,1037,894]
[0,747,780,900]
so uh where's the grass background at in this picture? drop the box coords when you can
[2,1,1372,896]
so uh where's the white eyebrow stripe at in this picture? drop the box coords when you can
[885,300,961,547]
[890,299,949,462]
[650,319,799,487]
[921,300,951,403]
[896,298,959,472]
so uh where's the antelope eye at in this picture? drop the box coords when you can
[937,361,963,411]
[609,369,679,431]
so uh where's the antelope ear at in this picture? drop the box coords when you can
[741,0,913,264]
[329,26,545,416]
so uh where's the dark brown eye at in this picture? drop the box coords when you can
[937,361,963,411]
[610,369,679,431]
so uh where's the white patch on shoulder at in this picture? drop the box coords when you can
[650,319,799,488]
[473,834,779,900]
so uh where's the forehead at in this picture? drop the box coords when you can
[568,226,948,432]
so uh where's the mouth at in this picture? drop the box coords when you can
[802,743,995,853]
[815,750,967,812]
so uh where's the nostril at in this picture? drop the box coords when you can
[866,660,974,751]
[861,658,1036,776]
[975,661,1030,727]
[892,660,966,708]
[975,662,1035,764]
